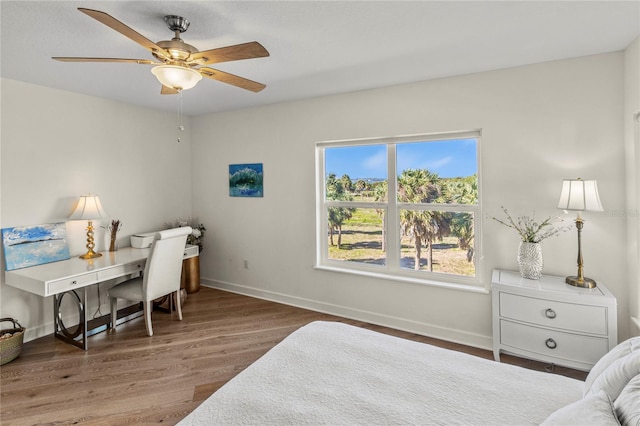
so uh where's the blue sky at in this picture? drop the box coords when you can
[325,138,477,179]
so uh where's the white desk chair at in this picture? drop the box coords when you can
[109,226,192,336]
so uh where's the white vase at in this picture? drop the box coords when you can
[517,241,543,279]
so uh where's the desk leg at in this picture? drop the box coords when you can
[53,288,88,350]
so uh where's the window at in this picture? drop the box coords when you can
[316,130,481,288]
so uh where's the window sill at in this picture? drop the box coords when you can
[314,264,489,294]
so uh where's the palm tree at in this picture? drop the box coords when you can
[373,181,388,252]
[328,206,353,247]
[340,174,353,194]
[445,175,477,205]
[354,179,368,195]
[326,173,354,248]
[398,169,449,271]
[450,213,474,250]
[445,175,477,261]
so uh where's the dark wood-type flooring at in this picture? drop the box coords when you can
[1,287,587,425]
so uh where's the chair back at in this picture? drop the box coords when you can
[142,227,192,302]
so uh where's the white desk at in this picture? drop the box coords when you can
[5,245,199,350]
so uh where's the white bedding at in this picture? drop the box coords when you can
[179,321,584,425]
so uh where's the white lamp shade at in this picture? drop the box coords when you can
[69,195,109,220]
[557,179,604,212]
[151,65,202,90]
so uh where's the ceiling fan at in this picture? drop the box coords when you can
[53,8,269,94]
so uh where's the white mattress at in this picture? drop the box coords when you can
[179,321,584,425]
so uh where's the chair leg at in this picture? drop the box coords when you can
[143,301,153,336]
[110,297,118,330]
[175,290,183,321]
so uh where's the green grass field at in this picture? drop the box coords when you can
[328,208,475,276]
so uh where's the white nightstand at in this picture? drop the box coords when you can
[491,269,617,371]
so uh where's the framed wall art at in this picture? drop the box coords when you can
[2,222,71,271]
[229,163,263,197]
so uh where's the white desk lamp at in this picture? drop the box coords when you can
[69,194,109,259]
[557,178,603,288]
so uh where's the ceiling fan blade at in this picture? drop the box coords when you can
[161,85,179,95]
[188,42,269,65]
[199,67,266,92]
[52,57,159,64]
[78,8,171,61]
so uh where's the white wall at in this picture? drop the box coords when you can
[192,52,631,347]
[1,50,635,348]
[0,79,193,339]
[624,36,640,335]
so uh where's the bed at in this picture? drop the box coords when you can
[179,321,640,425]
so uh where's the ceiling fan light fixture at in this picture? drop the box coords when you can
[151,65,202,90]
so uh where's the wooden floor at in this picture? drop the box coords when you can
[1,287,587,425]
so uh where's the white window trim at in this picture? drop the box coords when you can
[316,130,484,291]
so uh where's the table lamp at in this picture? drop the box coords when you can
[68,194,109,259]
[557,178,603,288]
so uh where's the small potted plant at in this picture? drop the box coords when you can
[492,207,570,279]
[166,218,206,252]
[165,218,206,294]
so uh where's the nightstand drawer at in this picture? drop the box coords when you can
[500,320,609,365]
[499,292,608,335]
[48,273,98,294]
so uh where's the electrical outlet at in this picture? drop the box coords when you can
[243,259,249,269]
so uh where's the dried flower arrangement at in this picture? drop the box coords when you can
[102,219,122,252]
[492,206,571,243]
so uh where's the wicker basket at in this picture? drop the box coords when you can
[0,318,25,365]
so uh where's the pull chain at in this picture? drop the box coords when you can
[177,89,185,142]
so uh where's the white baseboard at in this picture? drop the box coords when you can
[201,278,493,351]
[24,322,55,343]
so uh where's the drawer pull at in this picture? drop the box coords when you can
[545,338,557,349]
[70,280,77,285]
[545,308,557,319]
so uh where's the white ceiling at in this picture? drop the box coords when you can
[2,1,639,116]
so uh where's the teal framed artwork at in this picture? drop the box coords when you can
[229,163,263,197]
[1,222,71,271]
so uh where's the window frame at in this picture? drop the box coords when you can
[315,130,484,291]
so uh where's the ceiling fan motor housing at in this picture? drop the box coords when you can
[155,15,198,62]
[155,39,198,61]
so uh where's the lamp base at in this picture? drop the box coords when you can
[79,250,102,260]
[565,275,597,289]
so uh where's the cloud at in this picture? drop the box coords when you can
[425,156,453,170]
[398,151,453,172]
[362,151,387,172]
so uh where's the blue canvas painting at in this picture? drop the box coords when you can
[2,222,71,271]
[229,163,264,197]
